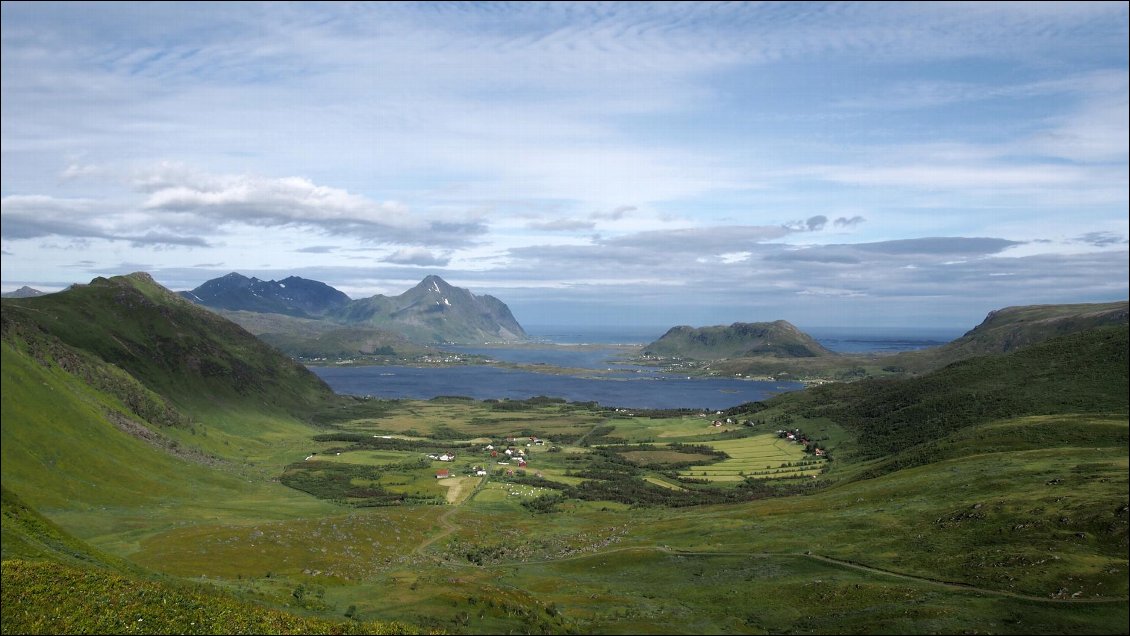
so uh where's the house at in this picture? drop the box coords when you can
[814,448,826,457]
[516,458,527,467]
[439,453,455,462]
[435,469,450,479]
[475,469,488,476]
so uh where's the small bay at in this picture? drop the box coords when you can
[309,364,803,411]
[309,325,958,409]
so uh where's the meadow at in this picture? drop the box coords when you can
[2,282,1126,634]
[18,397,1116,635]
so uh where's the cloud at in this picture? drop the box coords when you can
[1,194,210,248]
[526,218,597,232]
[849,237,1021,256]
[591,205,636,220]
[294,245,338,254]
[1074,231,1127,247]
[834,216,865,228]
[133,164,487,246]
[138,167,411,227]
[126,232,211,248]
[384,247,450,267]
[0,195,105,240]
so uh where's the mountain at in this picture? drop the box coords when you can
[4,272,334,415]
[1,286,46,298]
[884,300,1129,373]
[334,275,527,344]
[180,272,352,318]
[642,320,834,360]
[182,273,527,344]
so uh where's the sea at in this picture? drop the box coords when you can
[308,324,962,411]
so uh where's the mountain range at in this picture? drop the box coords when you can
[181,273,527,345]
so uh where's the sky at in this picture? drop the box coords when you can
[2,2,1127,330]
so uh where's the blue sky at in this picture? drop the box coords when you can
[2,2,1127,329]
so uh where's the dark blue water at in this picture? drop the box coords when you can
[804,327,962,354]
[446,344,638,370]
[310,365,803,411]
[310,325,959,409]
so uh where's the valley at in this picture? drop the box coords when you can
[1,275,1127,634]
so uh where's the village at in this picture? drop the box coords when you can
[431,435,549,482]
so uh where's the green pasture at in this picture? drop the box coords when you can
[676,433,823,481]
[328,399,603,443]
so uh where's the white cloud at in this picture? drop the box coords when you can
[2,2,1126,326]
[385,247,451,267]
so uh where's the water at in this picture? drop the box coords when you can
[310,364,802,411]
[310,324,961,409]
[522,324,960,354]
[804,327,963,354]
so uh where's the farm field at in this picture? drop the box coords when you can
[677,434,823,481]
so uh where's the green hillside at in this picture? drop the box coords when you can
[778,324,1129,465]
[642,320,835,360]
[2,278,1126,634]
[2,272,333,416]
[216,309,429,361]
[887,300,1128,373]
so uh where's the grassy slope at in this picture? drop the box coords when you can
[786,324,1128,467]
[1,282,418,633]
[887,300,1128,373]
[2,278,1127,634]
[1,273,334,418]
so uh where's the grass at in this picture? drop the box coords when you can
[2,281,1126,634]
[676,433,821,481]
[1,559,420,635]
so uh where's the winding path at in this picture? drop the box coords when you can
[412,511,1127,605]
[413,475,488,557]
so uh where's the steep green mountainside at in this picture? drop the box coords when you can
[214,309,429,360]
[2,272,333,416]
[886,300,1128,373]
[642,320,835,359]
[0,316,336,515]
[1,486,141,573]
[770,324,1128,473]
